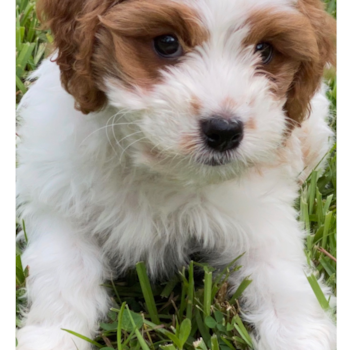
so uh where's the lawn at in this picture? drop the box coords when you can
[16,1,337,349]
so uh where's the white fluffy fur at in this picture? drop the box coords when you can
[16,0,336,349]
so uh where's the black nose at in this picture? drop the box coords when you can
[200,118,244,152]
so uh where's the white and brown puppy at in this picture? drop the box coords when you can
[16,0,336,349]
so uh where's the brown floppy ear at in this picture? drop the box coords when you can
[37,0,116,114]
[284,0,336,124]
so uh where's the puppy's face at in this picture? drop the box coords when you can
[38,0,335,183]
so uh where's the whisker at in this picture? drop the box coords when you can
[111,111,131,153]
[119,136,148,160]
[79,109,130,147]
[79,113,118,147]
[106,114,122,157]
[118,130,144,144]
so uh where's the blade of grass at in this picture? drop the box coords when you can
[306,274,329,311]
[16,255,25,285]
[210,334,220,350]
[323,195,333,215]
[160,345,177,350]
[229,277,253,303]
[160,275,179,298]
[117,302,126,350]
[221,336,237,350]
[195,308,211,346]
[212,253,245,296]
[34,43,47,66]
[16,6,24,52]
[186,261,194,319]
[61,329,103,348]
[26,17,37,43]
[322,211,333,249]
[19,0,29,14]
[232,315,254,348]
[22,219,28,243]
[319,257,336,276]
[20,2,35,28]
[125,306,151,350]
[203,267,212,317]
[179,267,188,318]
[308,171,318,214]
[16,75,27,95]
[178,318,191,349]
[136,262,160,324]
[316,188,324,224]
[16,42,36,78]
[300,194,310,233]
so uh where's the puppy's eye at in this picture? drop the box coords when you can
[255,43,273,64]
[153,35,183,59]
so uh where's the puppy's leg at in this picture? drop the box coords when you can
[228,214,336,350]
[17,213,110,350]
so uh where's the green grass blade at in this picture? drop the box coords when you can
[16,42,36,78]
[308,171,317,214]
[61,329,103,348]
[186,261,194,319]
[232,315,253,348]
[34,43,47,66]
[117,302,126,350]
[306,274,329,311]
[160,275,179,298]
[26,17,37,43]
[229,277,253,303]
[300,189,310,232]
[16,75,27,95]
[316,188,324,224]
[195,309,211,346]
[136,262,160,324]
[203,268,212,317]
[323,195,333,215]
[322,211,333,249]
[160,345,177,350]
[178,318,191,349]
[143,319,167,335]
[16,25,23,53]
[19,0,29,13]
[319,257,336,276]
[212,253,245,295]
[22,219,28,243]
[210,334,220,350]
[20,2,35,27]
[125,306,151,350]
[220,336,236,350]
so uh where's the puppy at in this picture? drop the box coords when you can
[16,0,336,349]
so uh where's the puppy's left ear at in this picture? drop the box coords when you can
[284,0,336,124]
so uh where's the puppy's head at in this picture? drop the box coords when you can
[38,0,335,183]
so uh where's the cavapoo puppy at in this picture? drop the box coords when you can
[16,0,336,349]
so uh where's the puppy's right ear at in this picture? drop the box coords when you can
[36,0,113,114]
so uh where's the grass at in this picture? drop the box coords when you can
[16,1,337,349]
[16,0,52,105]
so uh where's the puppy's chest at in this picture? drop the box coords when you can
[105,204,233,277]
[101,173,293,274]
[102,189,244,271]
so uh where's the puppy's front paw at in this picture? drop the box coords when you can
[252,317,336,350]
[16,326,92,350]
